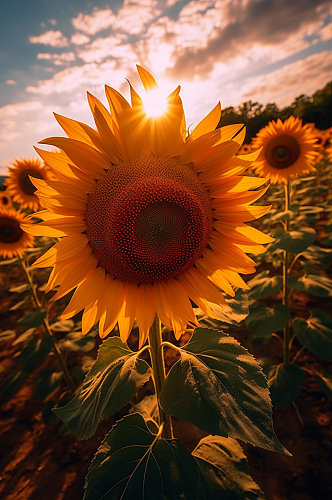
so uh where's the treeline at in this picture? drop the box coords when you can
[217,80,332,143]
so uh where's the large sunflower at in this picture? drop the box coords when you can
[251,116,318,184]
[23,65,273,347]
[4,157,53,211]
[0,208,34,259]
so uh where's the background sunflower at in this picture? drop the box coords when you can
[0,208,34,259]
[251,116,318,184]
[4,158,53,211]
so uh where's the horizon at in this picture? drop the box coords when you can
[1,0,332,174]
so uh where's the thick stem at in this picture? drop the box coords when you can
[19,259,75,393]
[282,179,291,366]
[148,315,173,439]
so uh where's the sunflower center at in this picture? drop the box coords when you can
[85,153,212,284]
[0,217,23,243]
[19,169,44,195]
[265,135,300,169]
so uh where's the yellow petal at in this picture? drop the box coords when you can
[136,65,158,91]
[136,284,155,348]
[117,283,138,343]
[39,137,109,177]
[191,102,221,140]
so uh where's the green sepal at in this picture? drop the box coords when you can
[293,309,332,361]
[160,328,289,455]
[53,337,151,439]
[268,364,305,407]
[274,227,316,253]
[83,413,199,500]
[193,435,266,499]
[288,274,332,297]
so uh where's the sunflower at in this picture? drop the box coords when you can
[0,193,11,207]
[4,158,53,211]
[0,208,34,259]
[251,116,318,184]
[23,65,273,347]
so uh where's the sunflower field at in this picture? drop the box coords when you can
[1,66,332,500]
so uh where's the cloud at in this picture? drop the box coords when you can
[37,52,76,65]
[29,30,69,48]
[71,33,90,45]
[165,0,332,79]
[242,50,332,106]
[26,61,128,96]
[72,8,116,35]
[113,0,161,34]
[77,35,125,63]
[6,80,17,85]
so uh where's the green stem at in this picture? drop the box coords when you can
[19,259,75,393]
[282,179,291,366]
[148,315,173,439]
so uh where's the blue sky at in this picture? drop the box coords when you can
[1,0,331,174]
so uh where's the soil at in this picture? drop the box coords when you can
[1,219,332,500]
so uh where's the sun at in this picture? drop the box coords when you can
[23,65,272,348]
[251,116,318,184]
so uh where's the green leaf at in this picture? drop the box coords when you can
[268,364,305,407]
[34,368,63,401]
[50,319,75,332]
[0,257,19,266]
[18,309,47,329]
[270,210,294,222]
[245,303,290,339]
[200,288,249,329]
[83,413,199,500]
[293,309,332,361]
[193,435,266,500]
[315,373,332,399]
[53,337,151,439]
[301,245,332,266]
[0,369,27,400]
[131,394,160,432]
[288,274,332,297]
[274,227,316,253]
[9,295,31,310]
[9,283,31,294]
[42,400,60,427]
[12,328,36,345]
[247,271,283,300]
[0,330,16,342]
[19,336,55,370]
[58,330,95,352]
[160,328,289,455]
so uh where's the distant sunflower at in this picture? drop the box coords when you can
[0,208,34,259]
[24,65,272,347]
[252,116,317,184]
[0,193,11,207]
[4,158,52,211]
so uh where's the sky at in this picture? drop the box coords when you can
[0,0,332,174]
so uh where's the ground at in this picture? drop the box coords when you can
[1,225,332,500]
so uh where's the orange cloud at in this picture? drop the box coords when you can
[29,30,69,48]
